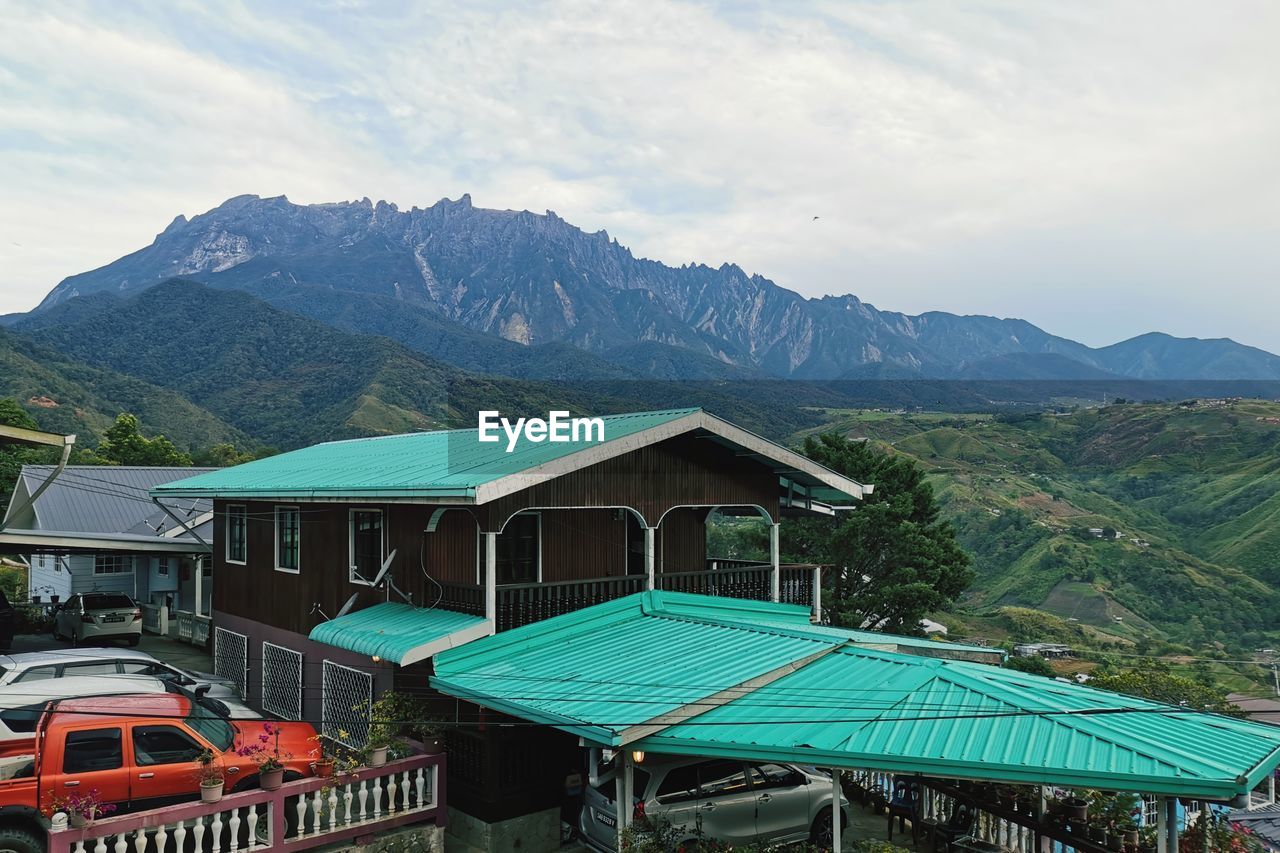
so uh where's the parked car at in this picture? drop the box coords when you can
[0,690,319,853]
[0,590,14,652]
[0,648,242,705]
[579,757,848,851]
[0,675,173,748]
[50,592,142,647]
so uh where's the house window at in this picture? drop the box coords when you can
[226,504,247,564]
[157,558,169,577]
[1142,796,1158,826]
[275,507,300,573]
[94,555,129,575]
[496,513,540,585]
[349,509,384,584]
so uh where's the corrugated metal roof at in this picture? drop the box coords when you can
[150,408,869,504]
[153,409,700,500]
[431,591,1280,798]
[309,602,490,665]
[13,466,213,537]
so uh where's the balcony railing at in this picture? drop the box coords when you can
[658,563,772,600]
[173,610,213,647]
[141,603,168,635]
[48,752,445,853]
[497,575,646,632]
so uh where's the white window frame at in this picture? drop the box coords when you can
[226,504,247,565]
[274,506,301,574]
[157,557,169,577]
[348,508,386,586]
[93,555,132,575]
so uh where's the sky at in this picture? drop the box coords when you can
[1,1,1278,350]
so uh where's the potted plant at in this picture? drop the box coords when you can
[1137,826,1158,853]
[236,722,291,790]
[1063,795,1090,822]
[195,749,225,803]
[46,790,116,829]
[310,733,337,777]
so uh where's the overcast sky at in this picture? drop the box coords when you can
[2,1,1277,350]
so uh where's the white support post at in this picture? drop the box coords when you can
[831,769,842,851]
[812,564,822,623]
[484,531,497,624]
[194,556,204,618]
[770,522,780,602]
[1157,797,1169,853]
[622,752,634,828]
[644,527,656,591]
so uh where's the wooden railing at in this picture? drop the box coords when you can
[437,582,486,617]
[658,563,772,600]
[496,575,646,632]
[47,752,445,853]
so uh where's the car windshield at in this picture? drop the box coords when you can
[83,594,134,610]
[593,769,652,802]
[168,683,234,750]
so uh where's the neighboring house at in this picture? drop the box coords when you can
[0,466,214,614]
[154,407,1009,846]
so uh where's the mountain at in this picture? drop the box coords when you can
[0,326,245,450]
[13,281,823,447]
[33,194,1280,380]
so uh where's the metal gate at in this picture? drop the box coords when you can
[321,660,372,748]
[261,642,304,721]
[213,627,248,699]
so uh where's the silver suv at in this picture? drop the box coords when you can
[579,757,847,851]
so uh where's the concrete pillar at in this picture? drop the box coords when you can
[484,531,497,624]
[644,526,656,591]
[770,522,781,602]
[1157,797,1168,853]
[812,564,822,623]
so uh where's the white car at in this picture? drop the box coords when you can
[0,674,172,743]
[0,648,241,705]
[51,592,142,646]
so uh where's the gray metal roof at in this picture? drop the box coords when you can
[1229,805,1280,850]
[16,466,215,537]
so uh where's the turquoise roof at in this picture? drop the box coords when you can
[309,602,490,665]
[431,591,1280,798]
[151,407,866,503]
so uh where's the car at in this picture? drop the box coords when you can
[579,756,848,851]
[51,592,142,647]
[0,675,173,746]
[0,590,14,652]
[0,648,241,706]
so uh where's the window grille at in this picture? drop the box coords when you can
[262,642,304,721]
[213,627,249,699]
[322,660,372,748]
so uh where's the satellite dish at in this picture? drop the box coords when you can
[370,549,397,589]
[336,593,359,619]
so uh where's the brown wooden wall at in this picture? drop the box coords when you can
[213,433,779,632]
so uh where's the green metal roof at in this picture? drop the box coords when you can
[309,602,491,666]
[154,409,700,500]
[430,591,1280,799]
[150,408,868,504]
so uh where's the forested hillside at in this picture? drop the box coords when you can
[805,400,1280,659]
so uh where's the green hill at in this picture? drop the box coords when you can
[804,400,1280,656]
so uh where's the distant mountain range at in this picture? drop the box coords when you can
[21,193,1280,381]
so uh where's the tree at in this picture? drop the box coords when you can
[1089,668,1241,715]
[192,443,257,467]
[1004,655,1055,677]
[93,413,192,467]
[783,433,974,634]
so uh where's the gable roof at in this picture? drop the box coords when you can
[430,591,1280,799]
[152,408,870,505]
[0,423,74,448]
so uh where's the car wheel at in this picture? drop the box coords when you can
[51,621,62,641]
[810,806,846,849]
[70,627,80,647]
[127,635,140,647]
[0,823,45,853]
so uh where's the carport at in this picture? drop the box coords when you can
[430,591,1280,851]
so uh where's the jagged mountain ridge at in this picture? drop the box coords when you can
[34,194,1280,380]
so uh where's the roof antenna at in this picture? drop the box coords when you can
[311,593,361,622]
[370,549,413,605]
[310,602,330,621]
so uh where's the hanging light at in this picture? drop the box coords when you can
[632,750,646,764]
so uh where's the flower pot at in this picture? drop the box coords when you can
[1107,834,1125,851]
[1139,844,1158,853]
[1088,825,1108,844]
[368,746,388,767]
[69,812,93,829]
[201,781,224,804]
[1065,797,1089,822]
[1123,829,1140,846]
[259,768,284,790]
[312,759,335,778]
[421,737,444,755]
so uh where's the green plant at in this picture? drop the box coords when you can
[236,722,290,772]
[194,748,223,786]
[364,692,444,751]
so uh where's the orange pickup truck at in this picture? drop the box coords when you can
[0,692,317,853]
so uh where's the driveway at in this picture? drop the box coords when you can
[7,630,215,673]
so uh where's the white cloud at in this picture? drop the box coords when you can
[0,0,1277,351]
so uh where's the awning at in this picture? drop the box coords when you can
[430,591,1280,800]
[309,602,492,666]
[0,529,210,555]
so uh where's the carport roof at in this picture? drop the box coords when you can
[430,591,1280,799]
